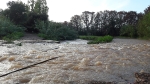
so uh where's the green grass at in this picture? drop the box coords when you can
[79,36,97,40]
[2,32,24,43]
[79,35,113,44]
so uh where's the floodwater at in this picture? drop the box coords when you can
[0,38,150,84]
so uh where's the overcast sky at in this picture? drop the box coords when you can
[0,0,150,22]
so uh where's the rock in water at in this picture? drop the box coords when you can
[134,72,150,84]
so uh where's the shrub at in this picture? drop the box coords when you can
[25,12,48,33]
[88,35,113,44]
[137,12,150,39]
[0,16,25,36]
[79,36,97,40]
[2,32,24,43]
[56,26,78,40]
[120,25,137,38]
[0,16,25,42]
[35,21,78,41]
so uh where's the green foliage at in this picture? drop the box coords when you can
[56,26,79,40]
[79,35,113,44]
[38,33,47,39]
[28,0,48,14]
[120,25,137,38]
[35,21,78,41]
[34,0,48,14]
[6,1,27,25]
[137,12,150,39]
[1,0,49,33]
[0,16,25,37]
[79,36,97,40]
[25,12,48,32]
[2,32,24,43]
[0,16,24,42]
[26,0,49,33]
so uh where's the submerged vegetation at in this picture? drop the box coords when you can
[80,35,113,44]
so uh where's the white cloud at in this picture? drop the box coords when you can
[48,0,130,22]
[48,0,92,22]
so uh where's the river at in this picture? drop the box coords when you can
[0,38,150,84]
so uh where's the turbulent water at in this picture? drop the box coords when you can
[0,39,150,84]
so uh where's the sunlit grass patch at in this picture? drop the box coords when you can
[79,35,113,44]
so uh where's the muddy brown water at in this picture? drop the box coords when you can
[0,38,150,84]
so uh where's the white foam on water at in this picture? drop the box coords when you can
[0,39,150,83]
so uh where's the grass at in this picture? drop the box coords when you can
[2,32,24,43]
[79,35,113,44]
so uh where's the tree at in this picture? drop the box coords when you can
[0,9,3,15]
[27,0,48,14]
[93,12,102,35]
[105,11,118,36]
[34,0,48,14]
[26,0,49,32]
[27,0,35,12]
[120,25,136,37]
[144,5,150,14]
[6,1,27,26]
[137,12,150,39]
[123,11,138,26]
[81,11,95,35]
[70,15,82,32]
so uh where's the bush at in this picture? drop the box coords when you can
[56,26,78,40]
[79,36,97,40]
[2,32,24,43]
[25,12,48,33]
[120,25,137,38]
[0,16,25,42]
[0,16,25,34]
[79,35,113,44]
[35,21,78,41]
[137,12,150,39]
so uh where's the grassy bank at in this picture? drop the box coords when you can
[79,35,113,44]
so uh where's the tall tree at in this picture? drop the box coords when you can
[6,1,27,25]
[70,15,82,31]
[93,12,101,35]
[28,0,48,14]
[0,9,3,15]
[81,11,95,34]
[144,5,150,14]
[35,0,48,14]
[27,0,35,12]
[137,12,150,38]
[26,0,49,32]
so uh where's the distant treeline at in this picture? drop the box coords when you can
[69,6,150,38]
